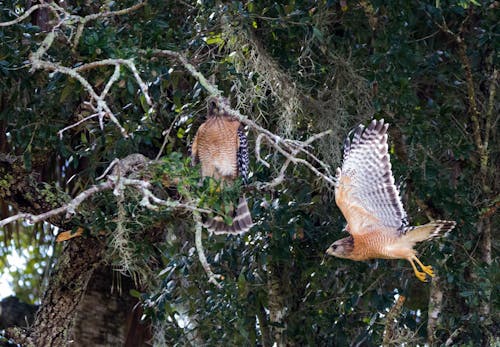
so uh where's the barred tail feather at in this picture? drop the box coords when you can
[403,220,456,243]
[205,196,253,235]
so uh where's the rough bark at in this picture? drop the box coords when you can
[72,267,151,347]
[478,217,492,318]
[427,276,444,346]
[30,237,105,346]
[267,262,286,347]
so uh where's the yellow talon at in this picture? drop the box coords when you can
[408,256,434,282]
[422,264,434,277]
[414,270,428,282]
[413,256,435,277]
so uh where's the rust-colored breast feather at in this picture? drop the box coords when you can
[195,117,241,181]
[350,231,401,261]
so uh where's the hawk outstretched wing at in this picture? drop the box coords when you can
[335,119,408,235]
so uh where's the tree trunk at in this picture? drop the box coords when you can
[427,276,443,346]
[30,237,105,346]
[478,217,491,319]
[267,262,286,347]
[72,267,151,346]
[256,302,271,347]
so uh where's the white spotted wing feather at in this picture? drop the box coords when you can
[335,119,407,234]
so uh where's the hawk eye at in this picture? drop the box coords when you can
[331,244,338,250]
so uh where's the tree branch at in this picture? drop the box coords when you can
[193,211,223,288]
[0,181,113,228]
[0,4,57,27]
[1,2,150,138]
[0,157,211,229]
[427,276,443,345]
[383,295,406,346]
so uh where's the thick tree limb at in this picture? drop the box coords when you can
[383,295,406,346]
[0,157,210,229]
[0,181,112,228]
[30,237,105,346]
[427,276,443,345]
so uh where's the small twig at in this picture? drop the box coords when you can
[265,130,334,187]
[193,211,223,288]
[445,327,464,346]
[78,1,146,22]
[143,49,222,97]
[156,113,181,160]
[259,132,336,187]
[70,1,146,49]
[57,113,101,139]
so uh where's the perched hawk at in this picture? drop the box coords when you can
[191,97,253,235]
[326,119,456,281]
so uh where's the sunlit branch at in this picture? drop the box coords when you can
[383,295,407,345]
[0,181,113,228]
[259,131,335,188]
[57,113,101,139]
[30,58,128,137]
[0,159,211,229]
[75,59,154,108]
[193,211,223,288]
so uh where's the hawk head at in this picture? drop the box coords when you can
[326,236,354,259]
[207,96,231,119]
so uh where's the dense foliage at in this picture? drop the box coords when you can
[0,0,497,345]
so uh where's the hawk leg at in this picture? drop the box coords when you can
[408,255,434,282]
